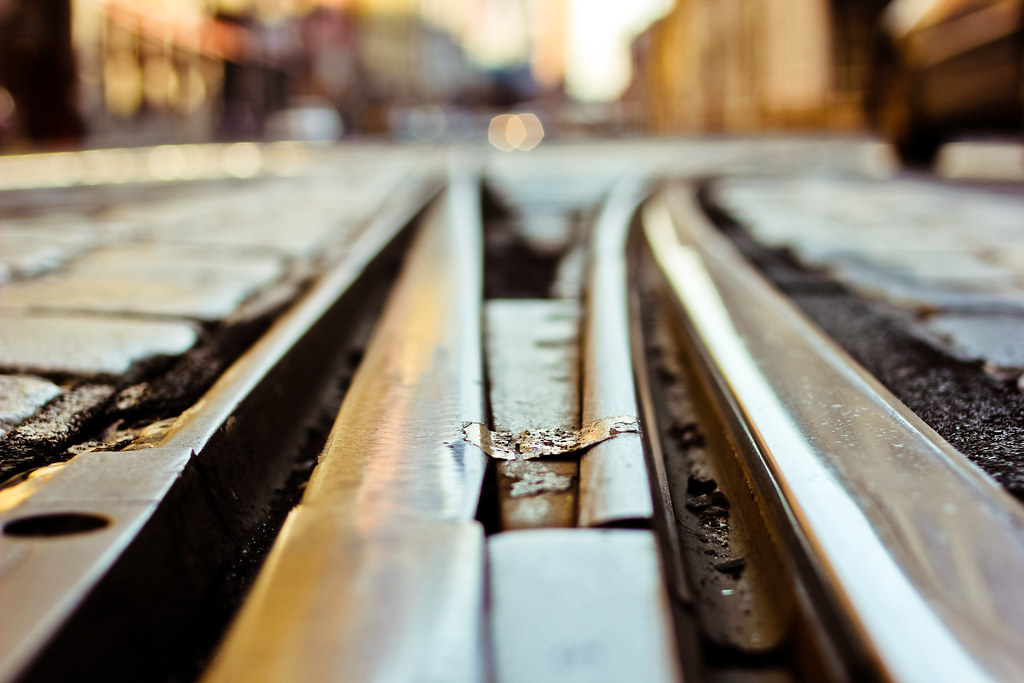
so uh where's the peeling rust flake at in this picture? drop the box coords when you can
[463,416,639,461]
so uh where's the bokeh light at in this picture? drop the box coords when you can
[488,113,544,152]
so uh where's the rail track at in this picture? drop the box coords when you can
[637,183,1024,682]
[2,169,1024,682]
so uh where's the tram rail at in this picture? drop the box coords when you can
[0,177,438,682]
[637,182,1024,681]
[204,173,681,682]
[2,169,1024,682]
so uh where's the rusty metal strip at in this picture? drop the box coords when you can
[464,416,639,461]
[485,299,580,529]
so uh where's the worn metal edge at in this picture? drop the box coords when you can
[578,176,655,527]
[643,191,893,682]
[646,183,1024,682]
[0,177,440,683]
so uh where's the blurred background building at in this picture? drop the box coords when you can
[0,0,895,150]
[624,0,890,132]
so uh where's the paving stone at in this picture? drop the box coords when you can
[0,227,95,281]
[97,175,399,256]
[0,383,117,478]
[72,244,283,279]
[718,178,1024,249]
[0,375,63,437]
[828,249,1023,299]
[984,245,1024,273]
[0,244,284,320]
[714,175,1024,384]
[936,142,1024,181]
[164,214,360,257]
[811,253,1024,312]
[715,177,1024,308]
[0,312,198,376]
[924,313,1024,370]
[867,250,1018,284]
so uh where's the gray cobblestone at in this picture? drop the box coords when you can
[0,154,418,436]
[0,375,62,438]
[0,227,95,281]
[0,312,198,376]
[845,249,1021,291]
[825,256,1024,311]
[924,313,1024,370]
[99,176,400,256]
[985,245,1024,273]
[716,178,1024,288]
[0,244,285,320]
[714,176,1024,367]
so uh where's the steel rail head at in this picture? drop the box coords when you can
[299,168,487,518]
[0,177,439,683]
[204,169,489,682]
[643,182,1024,682]
[579,176,656,528]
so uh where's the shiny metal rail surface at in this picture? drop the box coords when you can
[204,172,487,682]
[644,184,1024,682]
[0,178,437,683]
[579,177,655,527]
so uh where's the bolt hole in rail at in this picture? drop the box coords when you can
[2,164,1024,682]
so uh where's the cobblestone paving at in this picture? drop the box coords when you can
[0,376,61,439]
[0,148,428,468]
[713,177,1024,375]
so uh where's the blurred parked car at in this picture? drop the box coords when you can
[865,0,1024,165]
